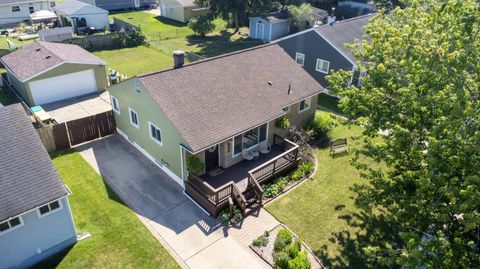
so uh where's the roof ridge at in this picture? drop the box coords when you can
[137,43,275,78]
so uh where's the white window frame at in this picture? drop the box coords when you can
[148,122,163,146]
[37,200,63,219]
[231,122,269,158]
[129,108,139,129]
[0,216,24,236]
[282,106,290,113]
[295,52,305,66]
[298,98,311,113]
[316,59,330,74]
[11,5,20,12]
[111,96,120,114]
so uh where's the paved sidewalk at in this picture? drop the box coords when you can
[77,135,271,269]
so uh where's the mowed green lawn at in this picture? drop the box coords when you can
[33,150,180,269]
[94,46,173,77]
[266,111,374,268]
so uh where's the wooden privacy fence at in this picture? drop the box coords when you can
[36,111,116,152]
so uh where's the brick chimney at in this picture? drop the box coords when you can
[173,50,185,68]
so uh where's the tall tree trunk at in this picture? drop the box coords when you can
[233,11,240,33]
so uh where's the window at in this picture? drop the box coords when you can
[295,53,305,66]
[282,106,290,113]
[38,200,62,217]
[29,6,34,14]
[299,98,311,113]
[170,5,174,14]
[11,5,20,12]
[129,108,139,128]
[50,2,56,8]
[0,217,23,235]
[111,96,120,114]
[149,122,163,146]
[232,123,268,157]
[316,59,330,74]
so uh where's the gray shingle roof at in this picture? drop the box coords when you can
[54,0,108,15]
[314,14,372,62]
[0,41,106,81]
[259,10,289,23]
[0,104,68,223]
[137,44,323,152]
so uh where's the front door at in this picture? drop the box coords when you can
[256,22,264,39]
[205,145,219,172]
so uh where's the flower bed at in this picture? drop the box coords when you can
[250,224,323,269]
[262,159,316,204]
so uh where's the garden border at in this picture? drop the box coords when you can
[262,155,319,206]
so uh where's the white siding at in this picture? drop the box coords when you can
[0,197,77,269]
[0,1,54,26]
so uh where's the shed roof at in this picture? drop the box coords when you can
[54,0,108,15]
[0,104,69,223]
[137,44,323,152]
[0,41,106,81]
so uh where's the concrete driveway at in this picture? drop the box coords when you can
[77,135,270,269]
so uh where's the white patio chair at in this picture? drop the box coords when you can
[259,141,271,154]
[242,148,254,161]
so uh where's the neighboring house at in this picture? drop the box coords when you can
[0,0,56,26]
[276,14,372,88]
[338,0,376,15]
[158,0,208,23]
[108,44,323,216]
[249,10,290,42]
[38,26,73,42]
[78,0,156,11]
[0,104,77,269]
[0,41,107,106]
[54,0,109,31]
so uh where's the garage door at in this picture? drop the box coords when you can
[29,69,97,105]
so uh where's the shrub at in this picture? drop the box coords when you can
[309,112,336,139]
[219,205,243,225]
[276,117,291,129]
[290,169,304,182]
[288,127,314,163]
[188,15,215,36]
[299,161,314,176]
[186,155,205,175]
[273,251,290,269]
[287,251,311,269]
[274,228,293,251]
[285,239,302,258]
[264,177,288,198]
[252,235,269,247]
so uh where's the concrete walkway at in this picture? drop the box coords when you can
[77,135,275,269]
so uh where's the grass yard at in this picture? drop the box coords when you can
[0,36,36,49]
[34,150,180,269]
[266,110,376,268]
[94,46,173,77]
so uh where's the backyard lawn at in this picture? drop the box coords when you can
[0,36,36,50]
[317,93,342,115]
[33,150,180,269]
[266,110,376,268]
[93,46,172,77]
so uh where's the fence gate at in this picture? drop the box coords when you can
[53,123,70,150]
[66,111,116,146]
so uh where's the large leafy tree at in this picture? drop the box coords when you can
[328,0,480,267]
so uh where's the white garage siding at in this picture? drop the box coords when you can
[28,69,97,105]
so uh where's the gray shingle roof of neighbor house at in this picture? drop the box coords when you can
[0,104,69,223]
[137,44,324,153]
[0,41,106,82]
[314,13,372,62]
[54,0,108,15]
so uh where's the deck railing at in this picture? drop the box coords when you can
[185,135,300,217]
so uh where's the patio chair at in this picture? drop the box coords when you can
[242,148,254,161]
[259,141,271,154]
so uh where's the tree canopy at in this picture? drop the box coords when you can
[327,0,480,267]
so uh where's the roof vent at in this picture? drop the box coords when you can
[36,48,41,52]
[268,81,272,86]
[288,84,293,95]
[45,56,51,59]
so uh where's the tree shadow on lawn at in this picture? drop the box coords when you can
[153,16,188,27]
[316,209,398,269]
[30,246,74,269]
[184,31,262,60]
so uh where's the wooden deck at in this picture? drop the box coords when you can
[201,146,285,192]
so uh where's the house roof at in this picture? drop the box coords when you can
[0,41,106,82]
[38,26,74,35]
[314,14,372,62]
[137,44,323,153]
[0,104,69,223]
[54,0,108,15]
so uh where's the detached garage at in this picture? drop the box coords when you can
[0,41,108,106]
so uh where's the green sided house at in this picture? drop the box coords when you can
[108,44,323,216]
[1,41,108,106]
